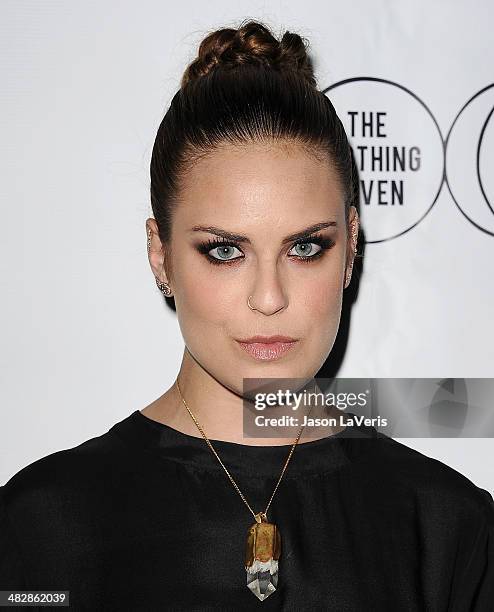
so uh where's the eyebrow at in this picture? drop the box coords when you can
[189,221,338,245]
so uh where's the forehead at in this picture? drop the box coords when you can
[176,141,345,226]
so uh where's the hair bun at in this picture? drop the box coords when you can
[181,20,317,89]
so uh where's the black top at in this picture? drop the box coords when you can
[1,409,493,611]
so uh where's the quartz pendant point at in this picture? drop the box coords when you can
[245,512,281,601]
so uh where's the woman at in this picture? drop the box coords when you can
[1,19,493,611]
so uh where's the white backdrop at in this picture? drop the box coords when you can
[1,1,493,494]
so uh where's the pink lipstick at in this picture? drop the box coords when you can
[235,335,298,361]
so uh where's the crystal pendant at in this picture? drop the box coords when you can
[245,512,281,601]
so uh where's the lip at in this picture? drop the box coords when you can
[237,335,296,343]
[235,336,299,361]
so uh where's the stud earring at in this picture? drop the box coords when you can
[156,278,173,296]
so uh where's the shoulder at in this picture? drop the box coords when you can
[361,431,494,521]
[1,422,129,512]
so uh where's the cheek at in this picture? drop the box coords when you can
[174,258,239,338]
[300,270,341,306]
[297,248,345,314]
[299,276,343,335]
[295,256,345,355]
[173,259,246,386]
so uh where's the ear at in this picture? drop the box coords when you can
[146,218,171,286]
[344,207,359,289]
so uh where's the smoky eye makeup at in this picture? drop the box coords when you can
[195,232,336,266]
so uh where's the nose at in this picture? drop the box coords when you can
[248,263,289,315]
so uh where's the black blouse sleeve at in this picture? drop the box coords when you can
[0,486,26,589]
[447,487,494,611]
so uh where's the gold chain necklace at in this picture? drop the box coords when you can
[175,378,313,601]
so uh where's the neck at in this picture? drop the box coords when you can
[140,347,344,445]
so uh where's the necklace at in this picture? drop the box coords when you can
[175,378,313,601]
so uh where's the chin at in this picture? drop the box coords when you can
[237,357,318,382]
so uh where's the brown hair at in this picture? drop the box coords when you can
[150,19,358,253]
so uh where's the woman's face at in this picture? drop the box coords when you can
[150,141,357,395]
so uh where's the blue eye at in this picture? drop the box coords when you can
[287,242,322,258]
[209,244,243,261]
[196,239,245,266]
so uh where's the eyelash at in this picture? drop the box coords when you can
[196,233,335,266]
